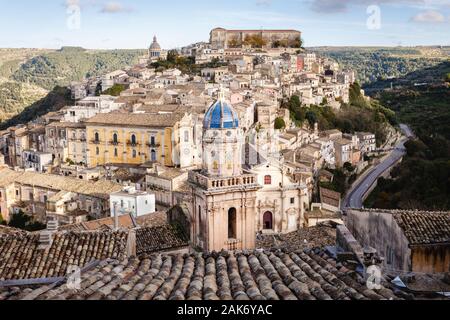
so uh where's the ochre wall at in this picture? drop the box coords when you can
[412,245,450,273]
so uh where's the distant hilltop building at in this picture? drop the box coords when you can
[210,27,302,49]
[142,35,167,64]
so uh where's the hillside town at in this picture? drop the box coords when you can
[0,28,448,301]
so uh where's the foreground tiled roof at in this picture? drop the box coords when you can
[136,224,189,255]
[0,168,123,199]
[0,225,27,236]
[0,249,405,300]
[0,231,128,281]
[257,226,336,252]
[393,211,450,245]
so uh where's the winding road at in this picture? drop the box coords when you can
[342,124,414,209]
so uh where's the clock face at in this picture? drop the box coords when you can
[184,148,190,155]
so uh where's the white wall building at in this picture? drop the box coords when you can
[22,150,53,173]
[251,160,310,234]
[63,96,124,123]
[110,187,156,218]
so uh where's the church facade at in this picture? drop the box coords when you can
[189,91,310,252]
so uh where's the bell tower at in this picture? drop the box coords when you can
[189,88,261,252]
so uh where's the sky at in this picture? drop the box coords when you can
[0,0,449,49]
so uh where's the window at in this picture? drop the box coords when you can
[264,175,272,185]
[113,133,118,144]
[15,190,19,197]
[184,130,189,143]
[150,136,156,146]
[114,148,118,157]
[132,150,137,158]
[96,147,100,155]
[290,198,295,205]
[131,134,137,145]
[151,150,157,162]
[29,192,34,201]
[228,208,237,239]
[94,132,100,143]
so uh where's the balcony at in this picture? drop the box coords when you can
[188,170,258,190]
[226,239,242,251]
[90,140,101,145]
[127,141,140,147]
[109,140,120,146]
[146,142,161,148]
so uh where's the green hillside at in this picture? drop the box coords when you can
[311,46,448,85]
[365,63,450,210]
[0,47,146,126]
[12,47,146,90]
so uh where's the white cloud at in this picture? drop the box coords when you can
[308,0,447,13]
[411,10,446,22]
[256,0,272,6]
[100,2,132,13]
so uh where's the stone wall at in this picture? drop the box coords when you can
[346,209,412,272]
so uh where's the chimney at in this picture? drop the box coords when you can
[38,216,59,250]
[126,229,137,257]
[363,246,382,267]
[113,202,119,231]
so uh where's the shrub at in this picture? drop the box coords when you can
[274,117,286,130]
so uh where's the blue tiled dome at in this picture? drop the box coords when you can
[203,99,239,129]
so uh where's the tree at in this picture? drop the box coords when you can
[228,36,241,48]
[243,34,267,48]
[7,211,46,231]
[274,117,286,130]
[446,73,450,83]
[306,111,318,127]
[103,84,125,96]
[166,50,178,63]
[344,162,355,173]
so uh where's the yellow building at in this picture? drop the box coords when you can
[85,112,193,168]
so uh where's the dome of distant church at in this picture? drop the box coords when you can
[149,36,161,51]
[203,99,239,130]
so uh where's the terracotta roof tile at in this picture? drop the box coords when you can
[393,211,450,245]
[0,231,128,281]
[136,225,189,255]
[0,249,406,301]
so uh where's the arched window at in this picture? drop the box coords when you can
[94,132,99,143]
[264,175,272,185]
[131,134,137,145]
[198,206,203,238]
[113,133,118,144]
[228,208,237,239]
[263,212,273,230]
